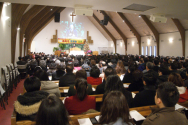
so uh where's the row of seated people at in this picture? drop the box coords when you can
[14,76,188,125]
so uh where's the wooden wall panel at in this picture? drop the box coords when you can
[19,5,45,56]
[0,2,3,18]
[26,7,65,54]
[11,3,29,63]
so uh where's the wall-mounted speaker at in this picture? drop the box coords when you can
[54,13,60,22]
[100,15,109,25]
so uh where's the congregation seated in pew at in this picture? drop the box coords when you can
[64,78,96,115]
[133,72,156,107]
[103,75,133,108]
[14,77,49,121]
[142,82,188,125]
[68,69,93,96]
[87,66,102,85]
[59,64,76,87]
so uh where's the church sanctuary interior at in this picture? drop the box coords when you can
[1,0,188,125]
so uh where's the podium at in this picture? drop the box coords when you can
[93,51,98,56]
[70,47,81,51]
[54,51,61,57]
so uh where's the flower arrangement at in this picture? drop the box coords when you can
[86,50,92,54]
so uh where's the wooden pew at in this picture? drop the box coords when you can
[11,105,157,125]
[60,94,103,103]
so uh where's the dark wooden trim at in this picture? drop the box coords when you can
[0,2,3,18]
[93,14,116,52]
[141,15,159,56]
[172,18,185,57]
[19,5,45,56]
[118,12,141,55]
[101,11,127,54]
[11,4,29,63]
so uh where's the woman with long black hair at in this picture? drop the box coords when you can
[64,78,96,115]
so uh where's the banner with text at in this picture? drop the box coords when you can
[58,38,86,44]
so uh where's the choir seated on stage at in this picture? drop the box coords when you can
[14,52,188,125]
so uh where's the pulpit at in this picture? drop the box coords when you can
[54,50,61,57]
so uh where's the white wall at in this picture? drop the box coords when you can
[116,40,125,55]
[159,32,182,57]
[0,4,11,77]
[127,38,139,55]
[33,8,109,54]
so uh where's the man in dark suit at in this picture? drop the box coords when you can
[95,67,115,94]
[59,64,76,87]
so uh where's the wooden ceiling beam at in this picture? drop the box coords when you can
[117,12,141,55]
[19,5,45,56]
[141,15,160,56]
[11,3,29,63]
[0,2,3,17]
[27,7,65,53]
[24,6,55,56]
[172,18,185,57]
[93,14,117,53]
[101,11,127,54]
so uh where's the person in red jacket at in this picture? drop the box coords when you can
[87,66,102,85]
[64,78,96,115]
[168,73,188,103]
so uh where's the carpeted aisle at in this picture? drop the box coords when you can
[0,79,25,125]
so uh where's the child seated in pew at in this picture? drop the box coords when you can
[36,95,69,125]
[65,78,96,115]
[14,77,49,121]
[133,72,157,107]
[99,91,134,125]
[142,82,188,125]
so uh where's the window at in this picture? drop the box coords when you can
[154,46,156,57]
[142,46,144,55]
[150,46,152,56]
[146,46,148,56]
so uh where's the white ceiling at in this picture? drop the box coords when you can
[1,0,188,20]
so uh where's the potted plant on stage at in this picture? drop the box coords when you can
[86,50,92,56]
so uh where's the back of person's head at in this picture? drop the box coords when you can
[34,69,49,81]
[139,58,144,63]
[105,75,124,92]
[90,66,100,78]
[115,60,126,74]
[73,60,80,67]
[36,95,69,125]
[75,78,88,101]
[158,65,169,75]
[66,64,73,73]
[132,70,143,82]
[154,59,159,66]
[168,73,184,87]
[90,60,96,67]
[75,69,87,79]
[24,77,41,92]
[171,61,178,70]
[99,91,133,125]
[156,82,179,107]
[143,72,157,86]
[146,62,154,70]
[18,56,22,61]
[128,65,136,74]
[39,60,46,68]
[183,62,188,68]
[104,67,115,78]
[57,62,65,71]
